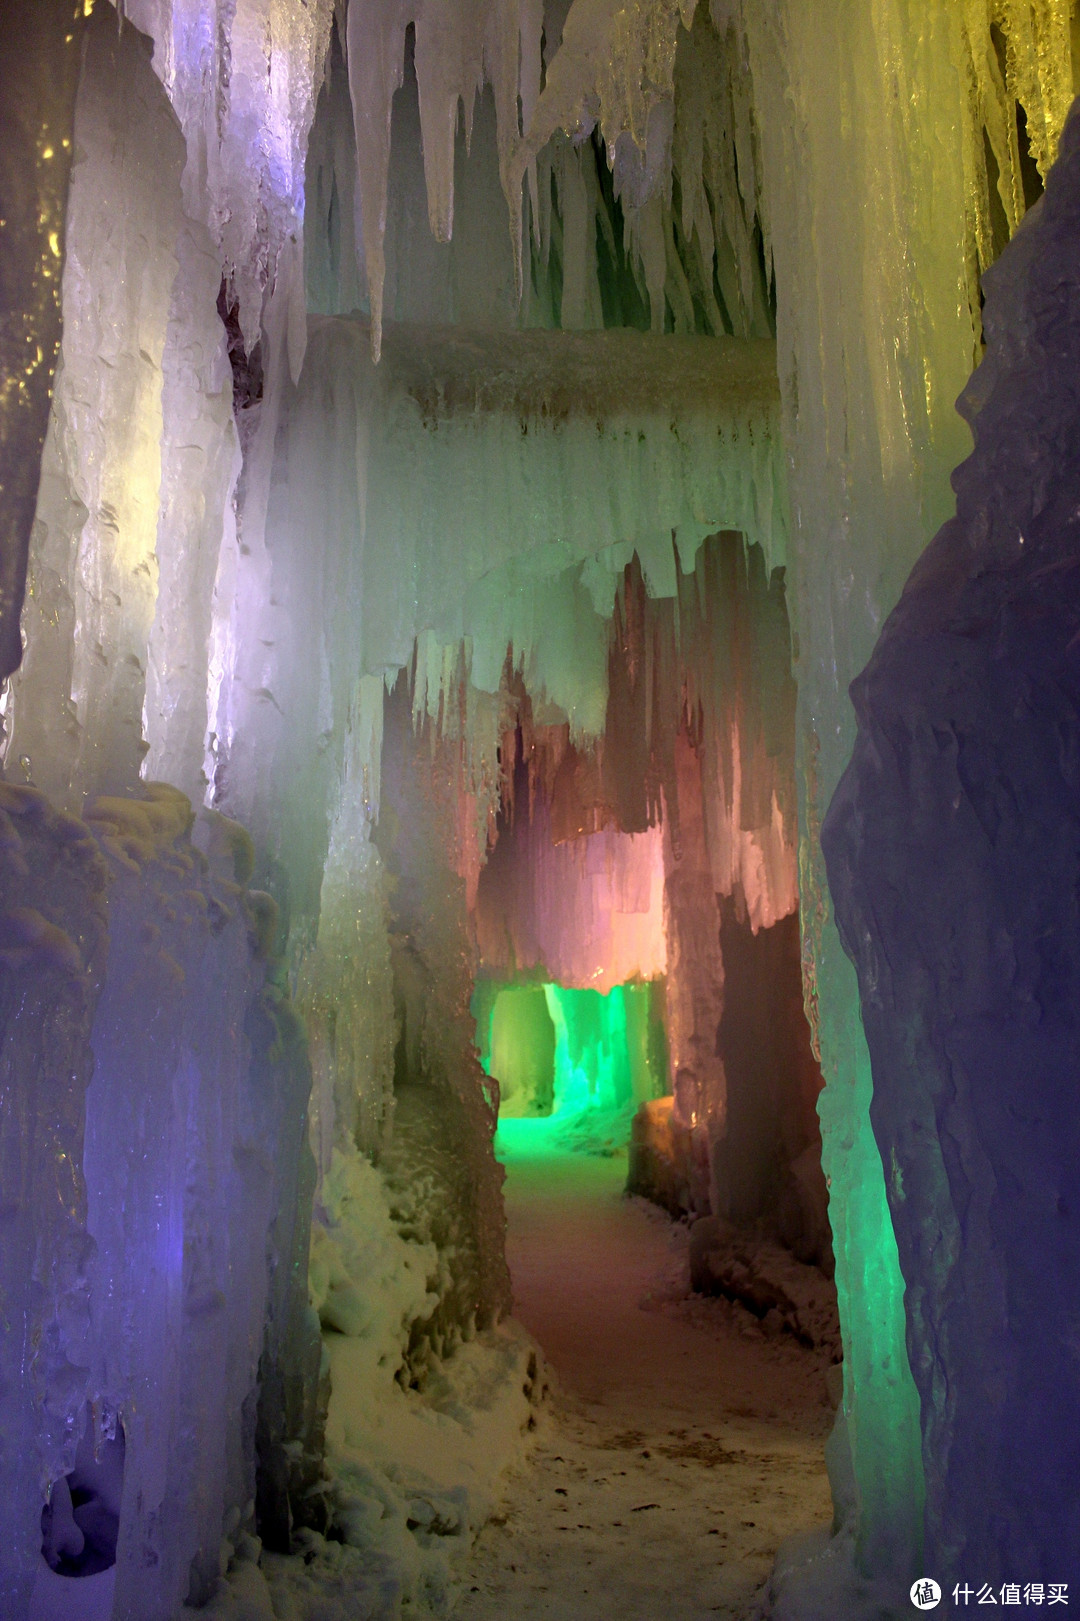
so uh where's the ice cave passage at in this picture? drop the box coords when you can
[6,1,1080,1618]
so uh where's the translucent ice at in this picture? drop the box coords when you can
[0,1,86,681]
[825,102,1080,1590]
[123,0,334,356]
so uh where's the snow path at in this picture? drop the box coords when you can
[455,1134,835,1619]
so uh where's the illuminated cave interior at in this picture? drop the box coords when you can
[2,2,1080,1619]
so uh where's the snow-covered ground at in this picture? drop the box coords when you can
[456,1126,836,1620]
[195,1123,836,1621]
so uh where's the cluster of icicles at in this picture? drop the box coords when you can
[118,0,1075,364]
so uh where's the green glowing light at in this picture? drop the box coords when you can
[474,977,668,1125]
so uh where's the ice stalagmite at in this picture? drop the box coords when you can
[825,102,1080,1588]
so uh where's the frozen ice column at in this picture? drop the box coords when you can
[825,101,1080,1585]
[0,0,87,680]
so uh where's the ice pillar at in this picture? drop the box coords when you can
[0,0,86,682]
[825,105,1080,1585]
[6,9,189,805]
[741,1,1000,1573]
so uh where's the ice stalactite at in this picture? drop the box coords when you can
[305,4,770,344]
[121,0,334,362]
[0,0,87,684]
[344,0,546,358]
[824,102,1080,1589]
[204,315,782,960]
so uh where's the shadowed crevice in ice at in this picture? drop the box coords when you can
[41,1414,124,1579]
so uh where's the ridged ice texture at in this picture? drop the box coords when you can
[7,13,187,809]
[209,318,783,931]
[7,7,243,818]
[0,1,86,681]
[824,104,1080,1590]
[0,786,108,1620]
[299,674,395,1176]
[121,0,333,358]
[736,0,1075,1583]
[0,784,314,1621]
[475,812,667,993]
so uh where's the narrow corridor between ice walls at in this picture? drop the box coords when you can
[0,2,1078,1619]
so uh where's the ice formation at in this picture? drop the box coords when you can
[824,102,1080,1588]
[0,1,88,679]
[121,0,333,360]
[1,0,1079,1615]
[738,0,1077,1584]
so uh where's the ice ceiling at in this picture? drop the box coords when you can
[1,0,1078,1616]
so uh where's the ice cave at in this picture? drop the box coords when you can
[2,1,1079,1618]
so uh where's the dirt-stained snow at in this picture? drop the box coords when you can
[456,1132,835,1620]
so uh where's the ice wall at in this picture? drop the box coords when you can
[0,19,321,1617]
[206,317,782,936]
[0,786,108,1619]
[0,782,317,1620]
[121,0,333,360]
[735,0,1076,1583]
[0,0,87,682]
[376,675,512,1343]
[824,104,1080,1589]
[476,807,667,992]
[80,790,316,1614]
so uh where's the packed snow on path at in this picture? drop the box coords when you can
[456,1125,836,1621]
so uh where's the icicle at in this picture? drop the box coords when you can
[123,0,334,353]
[413,2,486,242]
[346,0,409,363]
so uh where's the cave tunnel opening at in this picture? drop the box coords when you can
[361,529,846,1618]
[451,530,834,1276]
[368,526,841,1578]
